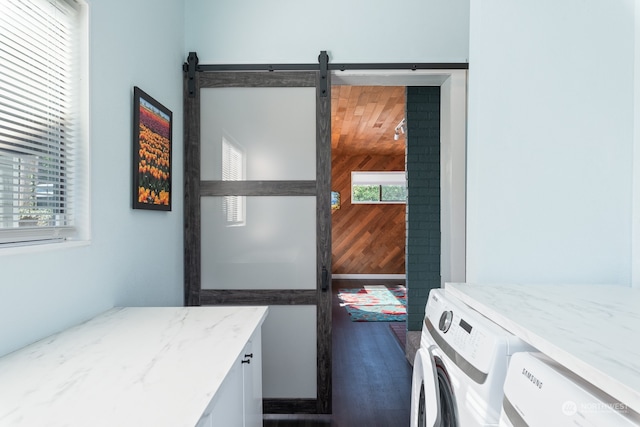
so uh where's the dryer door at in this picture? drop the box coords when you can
[411,347,440,427]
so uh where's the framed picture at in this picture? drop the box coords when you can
[132,86,172,211]
[331,191,340,210]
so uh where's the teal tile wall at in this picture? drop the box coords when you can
[406,86,441,331]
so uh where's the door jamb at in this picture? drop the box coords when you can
[330,69,467,286]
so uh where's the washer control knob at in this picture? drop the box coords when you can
[439,310,453,333]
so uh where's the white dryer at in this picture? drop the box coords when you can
[500,352,640,427]
[411,288,533,427]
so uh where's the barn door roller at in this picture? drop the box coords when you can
[318,50,328,98]
[184,52,199,98]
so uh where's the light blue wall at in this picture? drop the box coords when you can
[185,0,640,287]
[12,0,634,358]
[0,0,185,357]
[633,5,640,288]
[0,0,469,358]
[184,0,470,64]
[466,1,635,285]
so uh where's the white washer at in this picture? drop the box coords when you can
[411,288,534,427]
[500,352,640,427]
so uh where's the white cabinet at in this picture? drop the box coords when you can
[198,328,263,427]
[242,329,262,427]
[0,307,268,427]
[198,356,243,426]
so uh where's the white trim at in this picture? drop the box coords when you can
[332,69,454,86]
[633,1,640,288]
[0,239,89,257]
[331,274,406,280]
[439,71,467,285]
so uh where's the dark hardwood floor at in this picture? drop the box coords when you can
[263,279,412,427]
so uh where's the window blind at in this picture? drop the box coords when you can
[0,0,80,244]
[222,137,245,225]
[351,171,406,186]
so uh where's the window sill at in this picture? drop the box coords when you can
[0,240,90,257]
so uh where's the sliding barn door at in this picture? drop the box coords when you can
[183,55,332,414]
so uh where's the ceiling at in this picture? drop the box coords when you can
[331,86,406,157]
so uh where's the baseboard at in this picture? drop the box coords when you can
[331,274,406,280]
[263,398,321,414]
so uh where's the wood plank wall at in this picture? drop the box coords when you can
[331,153,406,274]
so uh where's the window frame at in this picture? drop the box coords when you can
[350,171,407,205]
[0,0,89,248]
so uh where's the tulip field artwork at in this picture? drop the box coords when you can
[132,87,172,211]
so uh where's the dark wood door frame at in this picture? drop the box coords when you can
[183,52,332,414]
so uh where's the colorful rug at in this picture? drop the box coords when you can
[337,285,407,322]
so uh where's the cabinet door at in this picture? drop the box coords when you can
[209,355,244,426]
[242,330,263,427]
[195,412,212,427]
[203,328,263,427]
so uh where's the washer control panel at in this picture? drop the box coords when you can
[444,310,488,363]
[425,289,510,373]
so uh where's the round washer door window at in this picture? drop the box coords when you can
[435,359,457,426]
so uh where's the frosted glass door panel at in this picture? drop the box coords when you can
[201,196,316,290]
[261,306,317,399]
[200,87,316,181]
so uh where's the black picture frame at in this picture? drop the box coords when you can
[132,86,172,211]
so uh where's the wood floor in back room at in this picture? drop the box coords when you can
[263,279,413,427]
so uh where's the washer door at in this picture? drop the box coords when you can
[411,347,440,427]
[434,356,458,427]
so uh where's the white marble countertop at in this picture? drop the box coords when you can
[445,283,640,414]
[0,306,268,427]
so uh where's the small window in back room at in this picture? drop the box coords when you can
[0,0,88,247]
[351,171,407,204]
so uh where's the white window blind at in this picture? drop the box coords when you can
[351,171,406,187]
[222,136,245,226]
[0,0,82,245]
